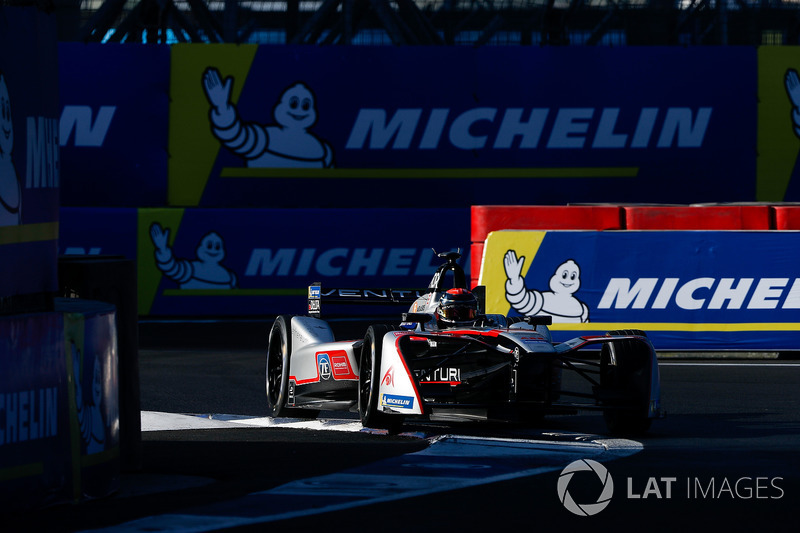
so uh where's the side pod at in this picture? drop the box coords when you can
[376,331,424,416]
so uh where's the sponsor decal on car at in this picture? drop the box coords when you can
[381,365,394,387]
[417,367,461,384]
[331,354,352,378]
[317,353,332,380]
[308,285,321,299]
[381,394,414,409]
[510,333,549,346]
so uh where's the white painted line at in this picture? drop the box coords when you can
[140,411,366,433]
[140,411,241,431]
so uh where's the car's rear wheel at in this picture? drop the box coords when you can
[600,330,652,435]
[266,315,318,418]
[359,325,402,431]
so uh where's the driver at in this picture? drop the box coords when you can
[435,288,479,329]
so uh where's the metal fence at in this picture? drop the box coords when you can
[4,0,800,45]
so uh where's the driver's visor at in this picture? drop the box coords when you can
[439,305,477,321]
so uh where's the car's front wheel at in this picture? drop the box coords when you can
[358,325,402,431]
[266,315,318,418]
[600,330,652,435]
[266,315,293,417]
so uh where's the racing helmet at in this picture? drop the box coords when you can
[436,288,479,328]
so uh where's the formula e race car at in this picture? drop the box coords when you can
[266,251,662,435]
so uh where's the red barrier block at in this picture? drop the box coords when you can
[772,206,800,229]
[624,206,772,230]
[470,242,484,288]
[471,205,624,242]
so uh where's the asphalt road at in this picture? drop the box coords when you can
[11,319,800,532]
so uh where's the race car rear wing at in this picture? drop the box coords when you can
[307,282,487,319]
[308,248,483,319]
[307,282,427,318]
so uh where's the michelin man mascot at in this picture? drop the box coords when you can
[72,342,106,455]
[504,250,589,323]
[150,222,237,290]
[0,71,21,226]
[202,67,334,168]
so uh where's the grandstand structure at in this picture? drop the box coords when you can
[16,0,800,46]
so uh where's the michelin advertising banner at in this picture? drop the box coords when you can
[0,7,60,305]
[58,43,169,207]
[52,44,800,208]
[0,312,67,510]
[169,45,755,208]
[0,300,118,510]
[59,207,470,316]
[481,230,800,351]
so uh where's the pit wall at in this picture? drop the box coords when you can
[473,205,800,351]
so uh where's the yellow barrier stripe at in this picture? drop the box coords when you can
[550,322,800,332]
[0,462,44,482]
[0,222,59,245]
[221,167,639,179]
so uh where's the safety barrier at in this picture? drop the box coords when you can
[772,205,800,230]
[470,205,624,287]
[471,204,800,287]
[473,203,800,351]
[623,205,773,230]
[0,299,119,511]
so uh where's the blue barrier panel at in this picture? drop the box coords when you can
[138,207,471,315]
[62,299,119,502]
[59,43,169,207]
[0,311,68,510]
[0,6,60,306]
[481,230,800,351]
[58,207,470,316]
[0,300,119,511]
[170,45,756,208]
[59,207,138,258]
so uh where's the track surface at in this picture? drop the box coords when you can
[11,320,800,532]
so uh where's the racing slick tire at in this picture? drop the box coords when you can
[600,330,652,435]
[266,315,318,418]
[359,325,403,432]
